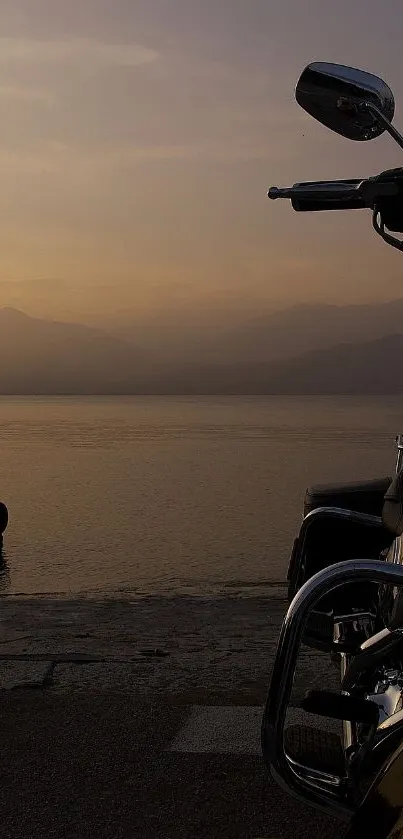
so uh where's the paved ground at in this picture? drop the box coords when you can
[0,594,336,703]
[0,594,343,838]
[0,691,341,839]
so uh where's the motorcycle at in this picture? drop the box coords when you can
[261,61,403,837]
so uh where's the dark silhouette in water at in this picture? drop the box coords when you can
[0,503,10,592]
[0,501,8,542]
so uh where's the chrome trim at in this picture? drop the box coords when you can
[367,683,403,725]
[302,507,383,530]
[378,707,403,731]
[396,435,403,474]
[361,626,393,650]
[285,754,342,791]
[371,713,403,766]
[295,507,384,592]
[261,559,403,819]
[340,653,354,752]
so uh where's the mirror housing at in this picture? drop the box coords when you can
[296,62,395,141]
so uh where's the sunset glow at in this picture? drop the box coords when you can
[0,0,402,328]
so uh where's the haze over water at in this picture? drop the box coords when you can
[0,395,401,597]
[0,7,402,600]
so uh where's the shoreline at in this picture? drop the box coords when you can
[0,592,333,703]
[0,581,287,600]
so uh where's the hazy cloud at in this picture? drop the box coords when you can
[0,0,401,326]
[0,84,54,105]
[0,130,299,178]
[0,37,159,68]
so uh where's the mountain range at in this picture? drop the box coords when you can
[117,298,403,365]
[0,302,403,394]
[0,307,153,393]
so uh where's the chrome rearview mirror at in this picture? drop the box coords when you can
[296,62,395,141]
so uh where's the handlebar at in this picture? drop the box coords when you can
[268,176,399,212]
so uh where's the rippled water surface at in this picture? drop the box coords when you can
[0,395,402,595]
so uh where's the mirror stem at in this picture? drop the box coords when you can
[361,101,403,151]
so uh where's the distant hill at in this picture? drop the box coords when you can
[134,333,403,395]
[226,299,403,364]
[243,333,403,394]
[1,307,403,394]
[116,298,403,365]
[0,308,153,393]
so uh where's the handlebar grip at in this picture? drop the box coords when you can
[292,196,367,212]
[268,178,399,213]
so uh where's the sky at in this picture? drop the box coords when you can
[0,0,403,326]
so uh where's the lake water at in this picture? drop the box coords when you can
[0,395,402,596]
